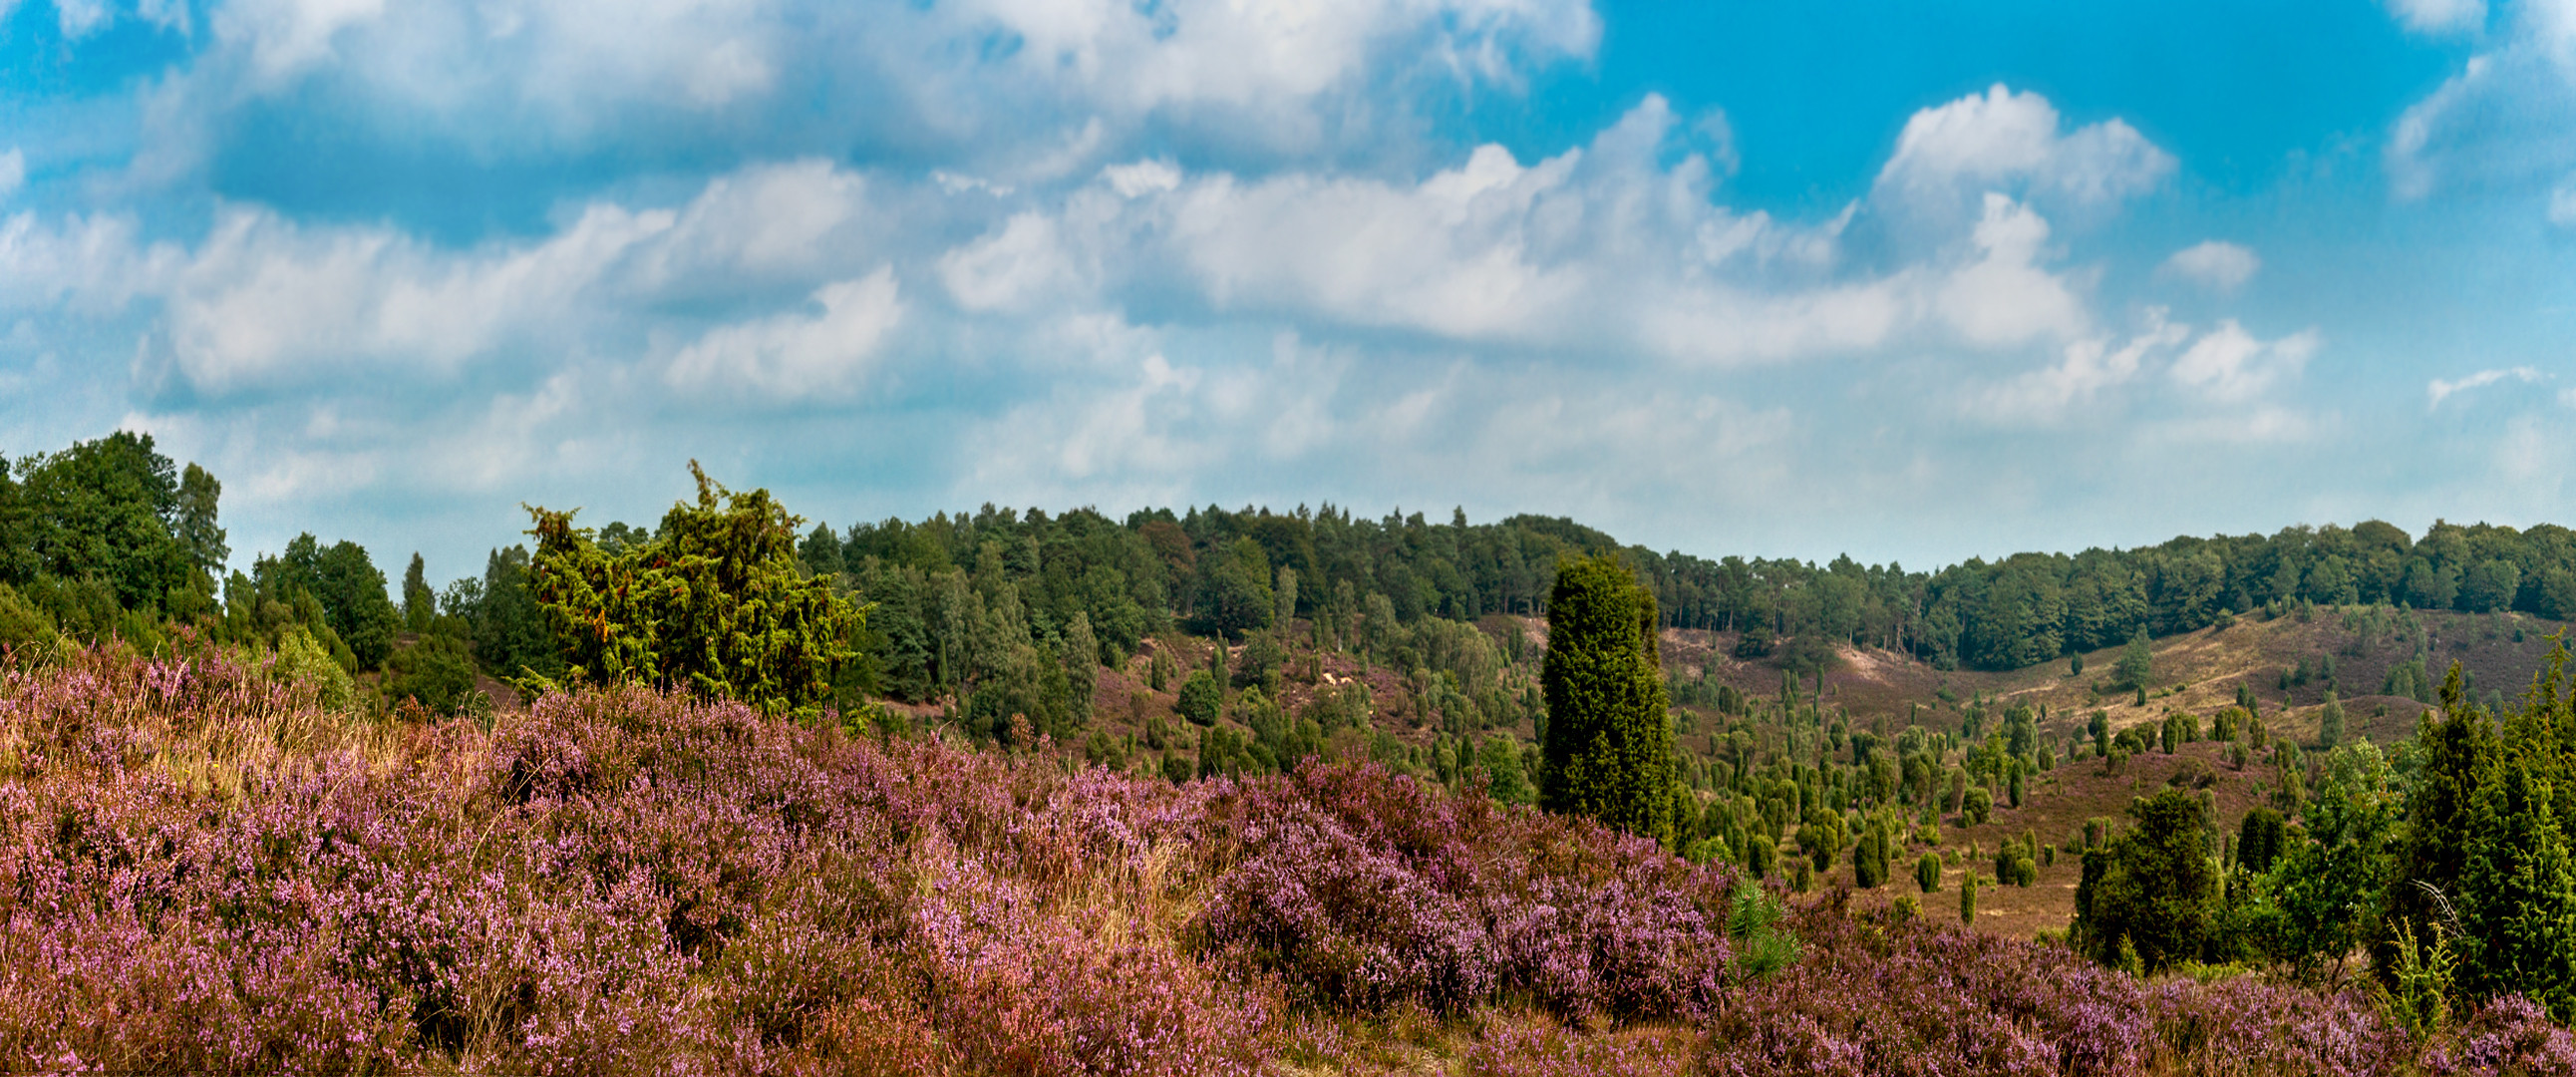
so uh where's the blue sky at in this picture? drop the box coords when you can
[3,0,2575,583]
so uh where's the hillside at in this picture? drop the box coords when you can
[4,643,2569,1074]
[1045,604,2561,940]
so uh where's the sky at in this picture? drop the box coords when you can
[2,0,2575,583]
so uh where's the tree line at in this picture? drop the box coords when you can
[17,427,2576,709]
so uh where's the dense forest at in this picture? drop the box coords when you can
[9,431,2576,702]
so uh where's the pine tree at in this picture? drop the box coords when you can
[401,552,435,633]
[2319,689,2346,750]
[1540,555,1678,844]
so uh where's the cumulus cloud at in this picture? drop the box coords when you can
[665,267,904,398]
[2161,240,2260,292]
[2385,0,2487,34]
[1977,311,2189,419]
[1931,193,2089,347]
[149,0,1601,180]
[0,58,2285,575]
[2429,365,2544,406]
[0,210,179,315]
[2386,4,2576,206]
[1874,84,2176,222]
[163,202,673,392]
[938,212,1087,314]
[2168,320,2320,402]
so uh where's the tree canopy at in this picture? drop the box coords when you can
[526,463,861,717]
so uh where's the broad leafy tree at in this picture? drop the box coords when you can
[11,432,193,611]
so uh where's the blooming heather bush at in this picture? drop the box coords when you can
[2422,994,2576,1076]
[1201,761,1738,1020]
[1704,895,2441,1077]
[1461,1013,1704,1076]
[1,645,2571,1073]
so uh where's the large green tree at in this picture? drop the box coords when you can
[259,535,400,669]
[526,463,861,717]
[175,463,228,579]
[1540,554,1677,843]
[11,432,194,611]
[2074,789,2219,971]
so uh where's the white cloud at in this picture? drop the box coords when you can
[2161,240,2260,292]
[2428,365,2544,406]
[2168,320,2320,402]
[665,267,903,398]
[1874,84,2175,219]
[2386,5,2576,204]
[164,201,673,392]
[1931,193,2089,347]
[938,212,1086,313]
[1156,141,1588,341]
[55,0,112,38]
[1103,160,1183,198]
[620,159,876,292]
[0,210,178,314]
[0,150,25,202]
[154,0,1600,180]
[1978,311,2189,419]
[214,0,389,87]
[950,0,1600,114]
[2385,0,2486,34]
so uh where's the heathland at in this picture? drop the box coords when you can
[6,432,2576,1072]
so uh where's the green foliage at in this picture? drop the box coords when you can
[2113,630,2153,691]
[1962,784,1993,826]
[174,463,227,580]
[1539,555,1678,843]
[2381,917,2458,1040]
[1916,851,1942,893]
[451,545,561,684]
[525,464,861,718]
[1852,818,1891,889]
[8,432,195,612]
[1797,809,1846,872]
[1197,537,1275,640]
[255,535,400,669]
[1176,669,1221,726]
[1478,732,1536,805]
[0,582,61,664]
[273,625,356,712]
[1746,833,1777,880]
[2390,653,2576,1021]
[2074,789,2219,973]
[2320,690,2346,750]
[1727,883,1802,982]
[2266,742,2400,980]
[798,523,843,578]
[383,633,482,714]
[402,552,436,634]
[2237,806,2287,874]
